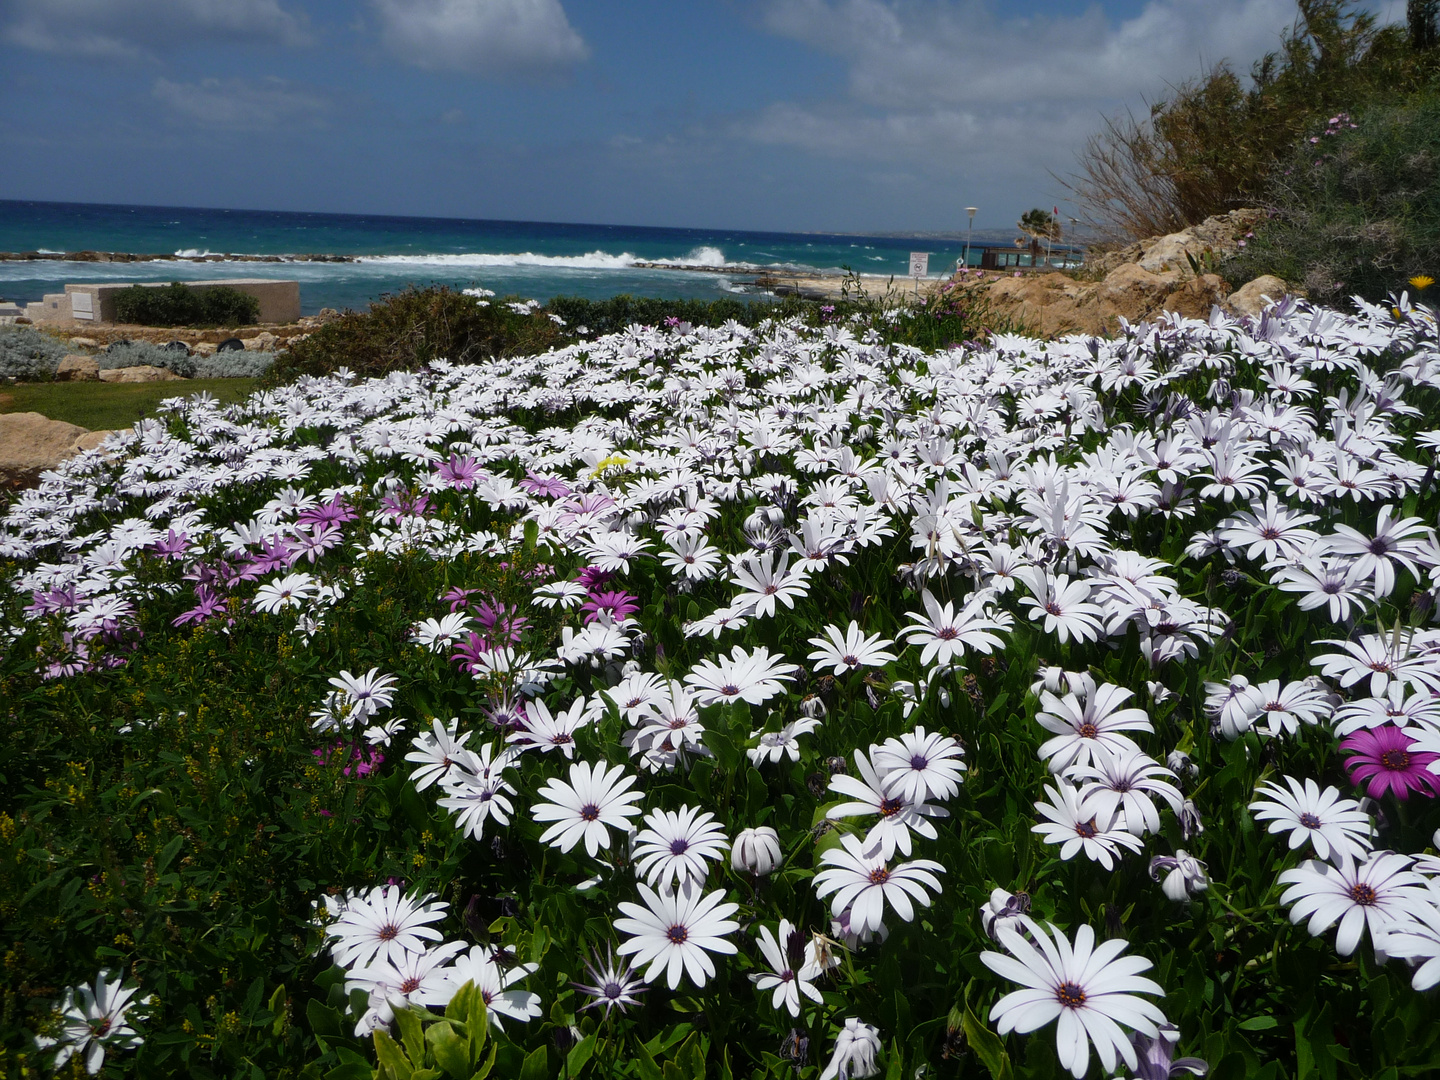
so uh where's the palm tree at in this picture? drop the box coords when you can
[1016,209,1061,264]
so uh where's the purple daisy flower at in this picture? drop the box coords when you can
[1340,724,1440,801]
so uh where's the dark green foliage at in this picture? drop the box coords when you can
[267,284,1023,386]
[264,286,566,384]
[1221,95,1440,303]
[113,283,261,328]
[544,292,814,336]
[1065,1,1440,241]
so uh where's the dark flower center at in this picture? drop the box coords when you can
[878,797,905,817]
[580,804,600,822]
[603,981,622,999]
[1074,819,1099,839]
[669,838,690,856]
[1078,722,1099,739]
[1045,602,1063,615]
[666,924,689,945]
[721,684,740,696]
[910,754,929,771]
[936,627,959,640]
[377,923,399,941]
[1055,981,1087,1008]
[868,866,891,885]
[1299,812,1322,828]
[1350,883,1377,906]
[843,655,859,667]
[400,977,421,994]
[1261,526,1280,539]
[1380,749,1410,770]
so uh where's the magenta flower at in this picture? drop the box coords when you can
[575,565,613,591]
[451,632,495,675]
[442,586,480,612]
[437,453,482,490]
[313,741,385,778]
[378,491,431,521]
[520,470,571,498]
[150,529,191,560]
[297,494,356,528]
[1341,725,1440,800]
[472,598,528,644]
[172,586,225,627]
[581,589,639,625]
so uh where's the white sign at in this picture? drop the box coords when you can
[71,292,94,320]
[908,252,929,278]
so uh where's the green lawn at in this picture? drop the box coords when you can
[0,378,261,430]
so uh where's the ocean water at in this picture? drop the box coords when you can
[0,200,1005,316]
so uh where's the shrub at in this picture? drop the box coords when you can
[0,326,70,380]
[1220,95,1440,304]
[265,286,566,384]
[97,341,197,378]
[1062,1,1440,242]
[193,350,274,378]
[266,285,1024,386]
[113,283,260,328]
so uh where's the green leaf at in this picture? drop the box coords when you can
[472,1041,498,1080]
[306,998,342,1040]
[269,984,288,1037]
[324,1060,374,1080]
[884,1039,903,1080]
[156,833,184,874]
[634,1039,665,1080]
[427,1020,471,1080]
[1238,1016,1279,1031]
[677,1033,706,1080]
[518,1045,550,1080]
[962,1006,1014,1080]
[374,1029,416,1080]
[566,1032,598,1078]
[396,1008,427,1070]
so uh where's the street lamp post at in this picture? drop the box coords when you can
[964,207,978,271]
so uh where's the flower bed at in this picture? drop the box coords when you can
[3,293,1440,1079]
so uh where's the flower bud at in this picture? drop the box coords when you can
[732,825,783,876]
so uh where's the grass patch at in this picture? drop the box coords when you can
[0,378,261,430]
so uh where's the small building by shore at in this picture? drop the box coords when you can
[27,279,300,325]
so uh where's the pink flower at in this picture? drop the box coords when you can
[1341,725,1440,800]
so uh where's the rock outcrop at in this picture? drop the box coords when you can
[952,208,1298,337]
[98,365,187,383]
[0,412,90,470]
[56,355,100,381]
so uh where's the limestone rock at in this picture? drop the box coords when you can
[71,429,120,454]
[56,355,100,381]
[98,365,187,383]
[67,337,99,349]
[243,331,278,351]
[0,412,90,470]
[1225,275,1290,318]
[193,342,218,357]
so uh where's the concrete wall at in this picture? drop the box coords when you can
[29,279,300,325]
[27,293,73,321]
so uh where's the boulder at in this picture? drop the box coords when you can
[0,412,90,470]
[56,355,100,381]
[1225,275,1290,318]
[192,342,218,357]
[67,337,99,349]
[243,331,278,351]
[98,365,187,383]
[71,429,120,454]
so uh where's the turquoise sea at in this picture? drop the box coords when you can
[0,200,1012,315]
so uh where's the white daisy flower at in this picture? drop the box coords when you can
[1249,776,1374,863]
[531,759,644,857]
[981,917,1167,1079]
[1279,852,1429,956]
[811,832,944,935]
[752,919,825,1017]
[325,885,449,970]
[614,880,741,990]
[632,805,730,888]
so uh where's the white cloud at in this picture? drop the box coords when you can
[746,0,1307,188]
[2,0,309,56]
[371,0,588,76]
[152,76,329,130]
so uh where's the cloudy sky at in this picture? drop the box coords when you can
[0,0,1408,233]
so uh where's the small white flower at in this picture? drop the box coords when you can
[614,880,741,990]
[632,805,730,888]
[531,759,644,857]
[819,1018,883,1080]
[732,826,784,876]
[35,969,151,1075]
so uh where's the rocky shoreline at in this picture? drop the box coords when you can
[0,250,355,263]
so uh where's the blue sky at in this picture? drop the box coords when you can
[0,0,1408,233]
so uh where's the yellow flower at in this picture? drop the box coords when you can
[1411,275,1435,291]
